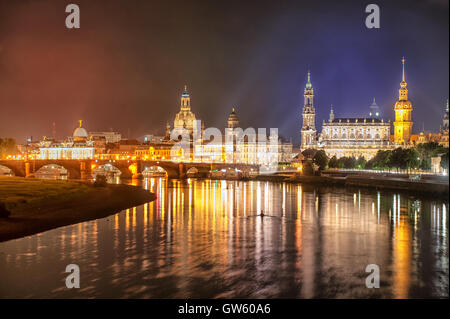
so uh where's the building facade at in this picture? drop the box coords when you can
[89,131,122,144]
[193,108,293,165]
[320,115,392,159]
[39,121,95,160]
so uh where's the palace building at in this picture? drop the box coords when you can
[319,110,392,159]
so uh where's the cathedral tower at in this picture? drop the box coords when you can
[301,71,317,149]
[393,58,413,144]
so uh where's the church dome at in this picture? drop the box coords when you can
[73,120,88,139]
[227,108,239,128]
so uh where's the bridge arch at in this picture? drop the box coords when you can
[142,165,168,178]
[0,164,14,176]
[92,164,122,183]
[35,164,68,180]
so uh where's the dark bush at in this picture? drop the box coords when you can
[93,175,107,187]
[0,202,11,218]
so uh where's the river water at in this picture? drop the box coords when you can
[0,178,448,298]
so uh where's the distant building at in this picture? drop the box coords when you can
[135,141,175,160]
[194,108,293,164]
[416,99,449,147]
[89,131,122,144]
[141,134,165,144]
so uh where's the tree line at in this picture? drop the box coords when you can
[309,142,449,171]
[0,138,17,159]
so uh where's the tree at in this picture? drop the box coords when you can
[313,150,329,170]
[344,157,357,169]
[329,155,338,168]
[356,156,367,169]
[404,148,420,169]
[371,150,391,169]
[440,149,449,170]
[389,147,406,169]
[0,138,17,159]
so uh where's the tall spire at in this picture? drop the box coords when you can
[306,70,312,89]
[79,120,83,128]
[400,57,407,89]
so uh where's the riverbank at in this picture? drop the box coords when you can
[250,173,449,198]
[287,174,448,198]
[0,177,156,242]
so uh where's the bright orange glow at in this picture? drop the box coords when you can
[129,163,138,175]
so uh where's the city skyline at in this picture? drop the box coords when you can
[0,0,448,143]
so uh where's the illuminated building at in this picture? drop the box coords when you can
[89,131,122,144]
[135,142,175,160]
[173,85,197,135]
[39,121,95,160]
[301,71,317,150]
[416,100,449,147]
[319,105,392,159]
[393,57,413,145]
[194,108,293,164]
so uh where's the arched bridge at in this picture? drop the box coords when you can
[0,159,259,179]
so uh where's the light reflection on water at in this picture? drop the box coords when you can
[0,178,448,298]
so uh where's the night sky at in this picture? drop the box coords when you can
[0,0,448,145]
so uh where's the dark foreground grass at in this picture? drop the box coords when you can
[0,177,92,209]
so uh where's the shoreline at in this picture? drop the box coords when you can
[253,174,449,199]
[0,183,156,243]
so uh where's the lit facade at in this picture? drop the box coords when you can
[193,108,293,164]
[39,121,95,160]
[135,141,175,160]
[320,116,392,159]
[393,58,413,145]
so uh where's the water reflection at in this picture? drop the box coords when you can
[0,178,448,298]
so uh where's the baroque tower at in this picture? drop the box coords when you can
[393,57,413,144]
[301,71,317,149]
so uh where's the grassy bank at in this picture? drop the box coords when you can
[0,177,156,242]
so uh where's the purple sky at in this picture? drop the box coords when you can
[0,0,448,144]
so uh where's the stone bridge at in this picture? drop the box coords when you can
[0,159,259,179]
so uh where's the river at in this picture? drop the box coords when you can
[0,178,448,298]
